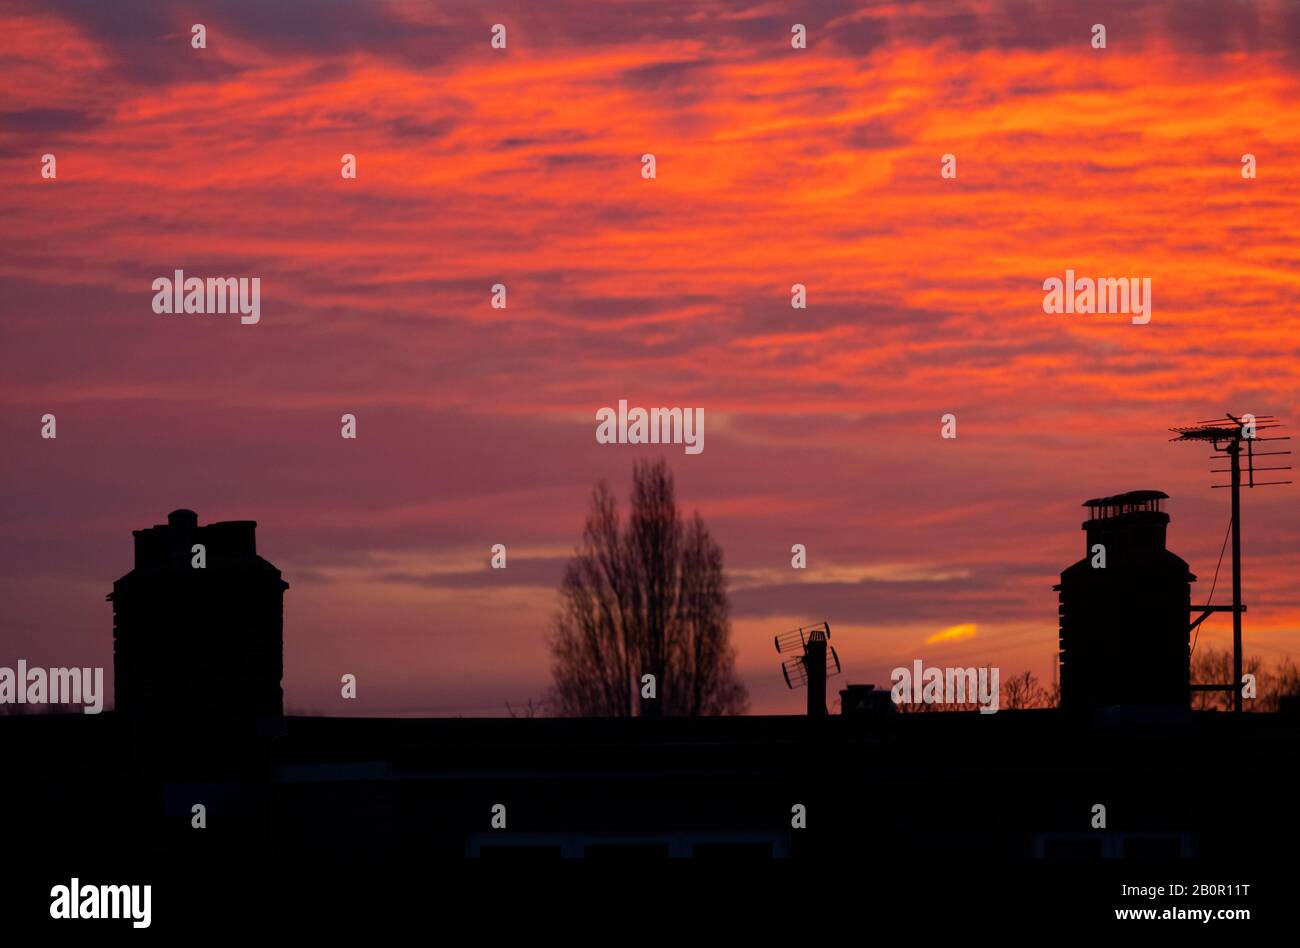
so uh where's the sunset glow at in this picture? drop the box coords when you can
[3,0,1299,715]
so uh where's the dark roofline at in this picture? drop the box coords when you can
[1081,489,1168,507]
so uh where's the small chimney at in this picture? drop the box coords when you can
[805,629,827,717]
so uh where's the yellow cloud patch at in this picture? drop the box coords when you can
[925,623,978,645]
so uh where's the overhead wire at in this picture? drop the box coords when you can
[1192,513,1233,656]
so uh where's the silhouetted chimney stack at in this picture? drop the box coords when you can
[109,509,289,720]
[1055,491,1194,712]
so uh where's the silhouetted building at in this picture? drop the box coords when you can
[109,509,288,718]
[1055,490,1194,711]
[839,683,895,718]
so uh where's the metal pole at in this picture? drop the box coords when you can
[1230,440,1243,714]
[806,636,827,717]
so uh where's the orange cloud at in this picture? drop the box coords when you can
[925,624,979,645]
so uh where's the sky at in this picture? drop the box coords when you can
[2,0,1299,716]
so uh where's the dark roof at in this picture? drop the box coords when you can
[1081,489,1168,507]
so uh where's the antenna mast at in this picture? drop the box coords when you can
[1170,414,1291,712]
[775,622,841,716]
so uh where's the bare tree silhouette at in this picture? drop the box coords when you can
[1263,655,1300,711]
[1191,647,1263,711]
[505,698,547,718]
[1002,670,1048,709]
[1192,647,1300,711]
[548,458,748,717]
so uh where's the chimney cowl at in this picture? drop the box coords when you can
[168,509,199,530]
